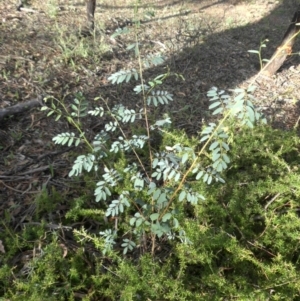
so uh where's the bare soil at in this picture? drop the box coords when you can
[1,0,300,259]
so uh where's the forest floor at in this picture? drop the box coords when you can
[1,0,300,264]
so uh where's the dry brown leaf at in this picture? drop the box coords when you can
[0,240,5,253]
[59,243,68,258]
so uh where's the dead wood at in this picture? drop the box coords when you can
[260,6,300,78]
[0,97,43,121]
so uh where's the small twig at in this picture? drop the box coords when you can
[264,193,281,211]
[17,165,56,176]
[247,240,275,257]
[0,175,33,180]
[0,180,39,194]
[18,7,40,13]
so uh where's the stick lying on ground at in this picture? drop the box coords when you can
[0,97,43,121]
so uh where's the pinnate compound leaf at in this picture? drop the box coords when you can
[150,213,159,221]
[174,172,181,182]
[196,170,204,180]
[234,92,245,102]
[179,190,186,202]
[200,135,210,142]
[212,150,221,161]
[136,218,143,227]
[168,169,176,180]
[157,192,167,205]
[181,153,189,164]
[209,101,221,109]
[247,106,255,122]
[212,107,223,115]
[209,141,219,151]
[162,213,172,222]
[222,153,230,163]
[153,189,161,200]
[222,142,230,151]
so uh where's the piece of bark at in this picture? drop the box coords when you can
[261,6,300,77]
[0,97,42,121]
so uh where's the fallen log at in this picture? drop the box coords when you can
[260,6,300,77]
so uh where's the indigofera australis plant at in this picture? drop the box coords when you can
[42,17,266,256]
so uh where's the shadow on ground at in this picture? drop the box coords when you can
[88,0,300,133]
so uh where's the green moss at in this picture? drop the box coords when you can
[34,187,64,216]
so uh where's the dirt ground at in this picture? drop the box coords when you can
[1,0,300,252]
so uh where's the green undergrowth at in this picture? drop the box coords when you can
[1,125,300,300]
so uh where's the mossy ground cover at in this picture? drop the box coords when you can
[1,125,300,300]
